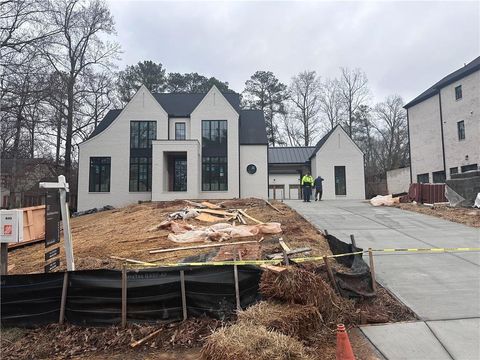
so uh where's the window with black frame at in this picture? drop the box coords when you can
[202,120,227,191]
[89,157,111,192]
[130,121,156,191]
[175,122,186,140]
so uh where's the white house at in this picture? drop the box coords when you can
[77,85,268,211]
[268,125,365,200]
[405,56,480,183]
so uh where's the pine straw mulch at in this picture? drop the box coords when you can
[394,203,480,227]
[201,323,314,360]
[1,317,222,360]
[201,264,416,360]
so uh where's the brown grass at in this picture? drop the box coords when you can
[201,323,313,360]
[394,203,480,227]
[236,301,322,340]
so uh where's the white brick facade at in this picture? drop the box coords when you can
[406,58,480,183]
[77,85,268,211]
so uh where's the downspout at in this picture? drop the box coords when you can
[406,108,413,183]
[438,91,447,176]
[238,116,241,198]
[266,145,269,199]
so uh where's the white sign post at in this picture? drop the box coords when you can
[39,175,75,271]
[0,209,24,275]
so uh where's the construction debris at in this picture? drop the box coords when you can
[266,247,311,260]
[165,222,282,243]
[370,194,400,207]
[149,240,259,255]
[130,329,162,348]
[201,323,313,360]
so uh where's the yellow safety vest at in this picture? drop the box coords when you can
[301,175,313,186]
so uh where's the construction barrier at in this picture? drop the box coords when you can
[0,266,262,327]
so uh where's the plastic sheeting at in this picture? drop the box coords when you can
[1,266,262,327]
[325,234,375,298]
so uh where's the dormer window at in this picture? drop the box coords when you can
[455,85,462,100]
[175,122,186,140]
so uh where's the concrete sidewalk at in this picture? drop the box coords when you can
[285,200,480,360]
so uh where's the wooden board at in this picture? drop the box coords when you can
[196,212,224,222]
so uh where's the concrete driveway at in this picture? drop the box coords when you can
[285,200,480,360]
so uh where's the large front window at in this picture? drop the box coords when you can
[130,121,156,191]
[89,157,111,192]
[202,120,227,191]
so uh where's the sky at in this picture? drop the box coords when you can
[107,0,480,104]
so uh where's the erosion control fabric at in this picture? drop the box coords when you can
[1,265,261,327]
[325,234,375,298]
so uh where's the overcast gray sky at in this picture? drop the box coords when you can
[108,0,479,104]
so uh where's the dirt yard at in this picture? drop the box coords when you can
[3,198,415,360]
[394,203,480,228]
[8,198,331,274]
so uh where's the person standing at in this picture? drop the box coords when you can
[301,172,314,202]
[314,175,324,201]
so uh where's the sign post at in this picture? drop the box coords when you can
[39,175,75,271]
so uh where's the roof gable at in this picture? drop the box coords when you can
[405,56,480,109]
[310,125,363,159]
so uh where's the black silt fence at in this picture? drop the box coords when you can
[1,265,262,328]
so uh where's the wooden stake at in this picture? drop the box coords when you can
[368,248,377,294]
[323,256,340,293]
[0,243,8,276]
[59,272,69,324]
[233,250,241,311]
[121,264,127,328]
[238,209,264,224]
[265,200,282,213]
[282,248,290,266]
[130,329,162,348]
[324,229,329,236]
[180,270,187,321]
[350,234,357,249]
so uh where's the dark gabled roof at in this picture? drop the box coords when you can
[268,146,316,164]
[239,110,268,145]
[308,126,336,159]
[153,92,241,117]
[404,56,480,109]
[88,109,122,139]
[87,90,267,144]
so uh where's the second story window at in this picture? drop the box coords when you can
[457,120,465,140]
[130,121,156,149]
[175,122,186,140]
[455,85,462,100]
[130,121,156,192]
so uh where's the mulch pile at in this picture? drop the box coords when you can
[236,301,322,340]
[260,266,358,327]
[1,318,222,360]
[201,323,313,360]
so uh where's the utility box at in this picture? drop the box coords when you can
[0,210,24,243]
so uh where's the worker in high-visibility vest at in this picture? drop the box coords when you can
[301,172,314,202]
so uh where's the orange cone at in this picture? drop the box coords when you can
[336,324,355,360]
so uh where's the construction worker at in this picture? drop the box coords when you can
[314,175,324,201]
[301,172,314,202]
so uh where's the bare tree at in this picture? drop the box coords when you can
[372,95,409,172]
[280,111,302,147]
[0,0,57,52]
[319,78,343,130]
[41,0,120,182]
[338,67,369,137]
[289,70,322,146]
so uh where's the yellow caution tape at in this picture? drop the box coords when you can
[126,247,480,268]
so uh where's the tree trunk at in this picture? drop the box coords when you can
[9,113,22,208]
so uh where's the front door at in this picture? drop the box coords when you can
[173,158,187,191]
[334,166,346,196]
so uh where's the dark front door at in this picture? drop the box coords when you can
[334,166,346,195]
[173,158,187,191]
